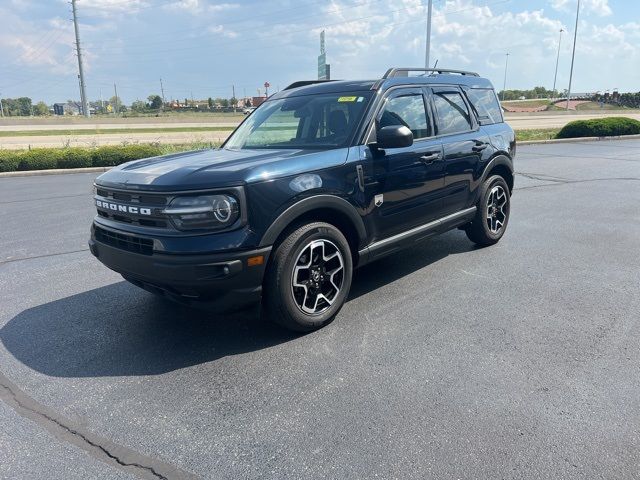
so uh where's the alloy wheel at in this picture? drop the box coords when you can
[291,239,345,315]
[486,185,508,234]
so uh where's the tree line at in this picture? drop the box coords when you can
[0,94,244,116]
[0,97,49,116]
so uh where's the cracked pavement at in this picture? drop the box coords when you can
[1,139,639,479]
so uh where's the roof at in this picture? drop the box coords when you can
[272,69,495,99]
[271,80,377,99]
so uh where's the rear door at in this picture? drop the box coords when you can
[430,86,490,214]
[367,87,445,239]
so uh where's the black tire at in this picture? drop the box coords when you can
[263,222,353,332]
[465,175,511,246]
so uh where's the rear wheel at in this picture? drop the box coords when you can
[465,175,511,246]
[263,222,352,332]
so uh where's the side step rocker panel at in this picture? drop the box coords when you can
[357,207,477,266]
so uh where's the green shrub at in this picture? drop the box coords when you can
[556,117,640,139]
[17,149,63,171]
[0,144,181,172]
[0,151,20,172]
[91,144,162,167]
[58,148,92,169]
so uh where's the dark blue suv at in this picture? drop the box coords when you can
[90,67,515,331]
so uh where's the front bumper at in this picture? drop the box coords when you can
[89,223,271,311]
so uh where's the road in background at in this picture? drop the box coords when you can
[1,110,639,149]
[1,139,639,479]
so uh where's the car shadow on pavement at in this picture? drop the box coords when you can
[349,230,476,300]
[1,231,476,378]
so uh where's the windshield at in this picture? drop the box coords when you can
[224,92,373,150]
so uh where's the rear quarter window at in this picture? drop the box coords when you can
[466,88,503,125]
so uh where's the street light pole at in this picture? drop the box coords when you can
[566,0,580,110]
[71,0,90,118]
[425,0,433,68]
[502,53,510,101]
[552,29,564,99]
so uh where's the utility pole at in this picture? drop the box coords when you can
[77,75,83,114]
[0,93,4,117]
[71,0,90,118]
[425,0,433,69]
[566,0,580,110]
[159,78,166,111]
[113,83,119,116]
[552,29,564,99]
[232,85,236,113]
[502,53,510,101]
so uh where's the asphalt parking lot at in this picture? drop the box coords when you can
[1,139,639,479]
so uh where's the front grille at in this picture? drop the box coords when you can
[95,226,153,255]
[97,188,168,206]
[95,187,170,229]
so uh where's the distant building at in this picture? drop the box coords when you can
[53,103,65,115]
[317,30,330,80]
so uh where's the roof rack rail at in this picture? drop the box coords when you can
[284,80,335,90]
[383,67,480,79]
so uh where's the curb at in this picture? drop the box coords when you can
[0,166,112,178]
[518,134,640,145]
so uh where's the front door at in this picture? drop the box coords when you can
[365,87,445,240]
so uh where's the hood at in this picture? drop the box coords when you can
[95,147,350,191]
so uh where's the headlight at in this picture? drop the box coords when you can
[163,194,240,231]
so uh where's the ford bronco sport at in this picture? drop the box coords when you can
[90,67,515,331]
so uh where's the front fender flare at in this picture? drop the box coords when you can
[259,195,367,248]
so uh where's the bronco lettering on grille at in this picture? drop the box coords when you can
[95,199,152,215]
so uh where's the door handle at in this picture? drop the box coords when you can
[472,141,489,152]
[419,152,440,164]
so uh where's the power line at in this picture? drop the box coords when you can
[85,0,395,52]
[88,0,396,44]
[4,0,509,102]
[92,0,503,62]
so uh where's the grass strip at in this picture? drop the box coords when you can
[515,128,560,141]
[0,127,236,137]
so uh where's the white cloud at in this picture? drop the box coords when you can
[75,0,149,16]
[208,24,238,39]
[162,0,239,15]
[300,0,637,91]
[209,3,239,13]
[550,0,612,17]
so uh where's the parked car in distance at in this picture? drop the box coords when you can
[89,67,515,332]
[243,106,256,115]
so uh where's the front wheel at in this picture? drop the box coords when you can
[465,175,511,246]
[263,222,353,332]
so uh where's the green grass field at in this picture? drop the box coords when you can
[574,102,634,111]
[515,128,560,141]
[0,126,236,137]
[502,100,552,109]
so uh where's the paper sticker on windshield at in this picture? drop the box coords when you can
[338,96,357,102]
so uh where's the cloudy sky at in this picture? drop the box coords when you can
[0,0,638,104]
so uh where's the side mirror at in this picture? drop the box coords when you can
[376,125,413,149]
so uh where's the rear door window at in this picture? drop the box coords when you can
[432,90,472,136]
